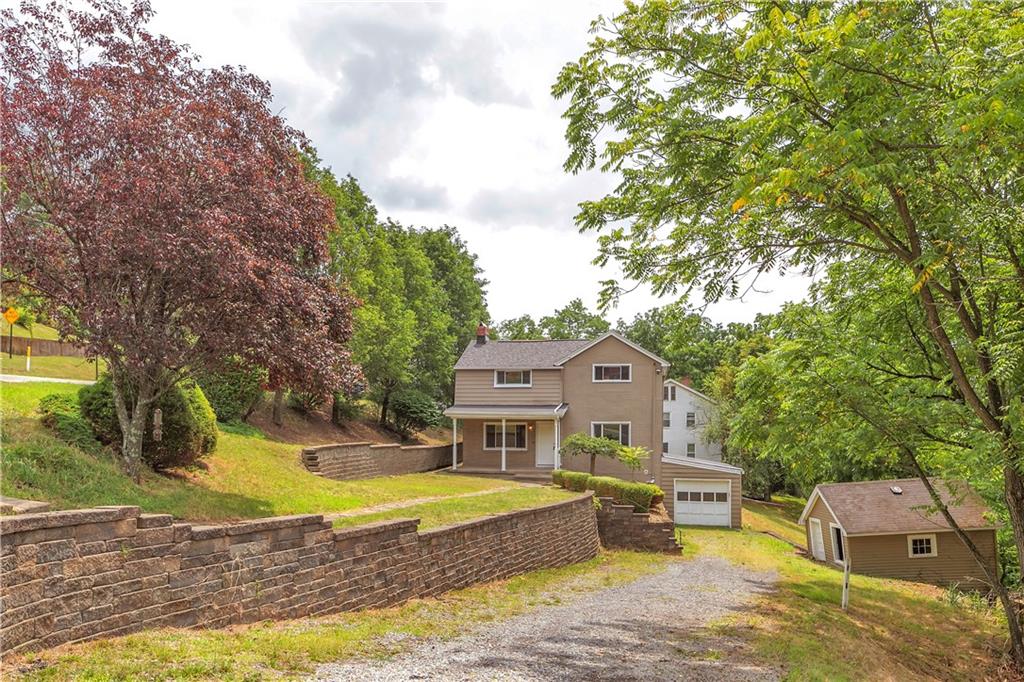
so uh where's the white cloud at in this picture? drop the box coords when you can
[141,0,810,325]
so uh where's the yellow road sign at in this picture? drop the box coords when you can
[3,308,19,325]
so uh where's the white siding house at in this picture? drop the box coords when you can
[662,378,722,462]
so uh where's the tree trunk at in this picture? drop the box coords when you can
[379,390,390,428]
[272,389,284,426]
[109,367,153,484]
[331,392,344,426]
[590,453,596,475]
[904,449,1024,664]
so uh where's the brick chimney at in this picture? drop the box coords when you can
[680,375,692,387]
[475,323,488,345]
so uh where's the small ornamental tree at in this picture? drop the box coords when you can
[1,0,359,480]
[560,432,628,475]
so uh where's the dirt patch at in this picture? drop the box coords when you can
[245,399,424,446]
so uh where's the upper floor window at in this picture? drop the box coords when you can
[663,385,677,401]
[686,412,696,427]
[663,412,671,427]
[908,534,937,558]
[593,364,631,382]
[592,422,631,446]
[662,441,669,454]
[686,443,696,458]
[494,370,532,387]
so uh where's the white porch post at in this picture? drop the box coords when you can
[501,417,507,472]
[554,417,561,469]
[451,417,458,471]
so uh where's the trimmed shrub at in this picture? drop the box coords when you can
[194,357,266,423]
[583,473,664,512]
[551,469,566,487]
[390,389,442,435]
[561,471,591,492]
[38,393,103,455]
[79,375,218,470]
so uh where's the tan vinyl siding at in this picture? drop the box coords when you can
[847,529,997,588]
[659,461,742,528]
[559,451,650,481]
[560,336,663,482]
[804,497,841,565]
[454,369,562,405]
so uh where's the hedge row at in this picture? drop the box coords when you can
[551,469,664,512]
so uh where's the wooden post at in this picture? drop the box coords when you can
[451,417,458,471]
[501,417,507,472]
[841,549,851,610]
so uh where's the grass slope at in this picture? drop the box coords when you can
[1,320,61,340]
[0,382,513,522]
[679,498,1007,680]
[8,551,666,681]
[332,486,572,530]
[0,355,105,381]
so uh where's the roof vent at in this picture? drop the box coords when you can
[890,486,903,495]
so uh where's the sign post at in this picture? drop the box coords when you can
[3,307,19,358]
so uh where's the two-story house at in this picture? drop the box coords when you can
[444,326,743,528]
[662,377,723,462]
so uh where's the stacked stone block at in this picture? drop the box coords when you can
[0,493,598,655]
[301,442,461,480]
[595,497,681,553]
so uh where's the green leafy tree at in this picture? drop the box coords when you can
[540,298,610,339]
[494,315,541,340]
[417,225,490,354]
[556,1,1024,659]
[560,432,627,475]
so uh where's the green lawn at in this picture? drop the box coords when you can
[0,354,104,381]
[8,550,666,681]
[2,320,61,340]
[0,382,515,522]
[740,494,807,547]
[676,498,1006,681]
[332,486,573,530]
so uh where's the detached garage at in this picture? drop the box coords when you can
[660,456,743,528]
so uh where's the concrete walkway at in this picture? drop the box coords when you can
[322,484,524,522]
[313,556,780,681]
[0,373,95,385]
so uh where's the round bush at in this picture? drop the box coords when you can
[79,375,218,470]
[194,357,266,423]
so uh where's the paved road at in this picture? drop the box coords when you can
[313,556,780,681]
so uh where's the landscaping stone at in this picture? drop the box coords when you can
[301,442,460,480]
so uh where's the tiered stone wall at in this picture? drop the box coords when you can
[595,498,680,553]
[302,441,460,480]
[0,494,598,655]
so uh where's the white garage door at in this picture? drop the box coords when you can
[673,479,731,527]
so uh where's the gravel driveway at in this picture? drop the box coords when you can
[313,556,779,681]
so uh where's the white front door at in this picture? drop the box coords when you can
[673,479,731,527]
[535,421,555,467]
[809,518,826,561]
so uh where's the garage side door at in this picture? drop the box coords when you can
[673,479,731,527]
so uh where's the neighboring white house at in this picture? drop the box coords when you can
[662,378,722,462]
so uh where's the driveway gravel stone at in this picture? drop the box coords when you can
[313,556,780,681]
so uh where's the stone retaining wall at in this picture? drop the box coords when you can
[301,441,460,480]
[595,498,680,553]
[0,493,598,655]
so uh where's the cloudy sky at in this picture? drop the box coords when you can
[145,0,810,326]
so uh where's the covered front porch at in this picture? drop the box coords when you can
[443,404,568,473]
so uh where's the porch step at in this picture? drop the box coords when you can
[452,467,555,484]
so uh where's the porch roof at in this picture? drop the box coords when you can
[443,403,568,420]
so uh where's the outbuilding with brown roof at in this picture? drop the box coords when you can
[798,478,998,588]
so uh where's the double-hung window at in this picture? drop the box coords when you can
[494,370,531,387]
[484,423,528,450]
[592,422,631,446]
[686,412,696,427]
[593,364,631,382]
[663,412,671,427]
[686,443,696,458]
[664,385,676,401]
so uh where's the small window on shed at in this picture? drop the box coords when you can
[908,534,937,558]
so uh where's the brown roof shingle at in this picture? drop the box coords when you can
[453,339,591,370]
[815,478,994,536]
